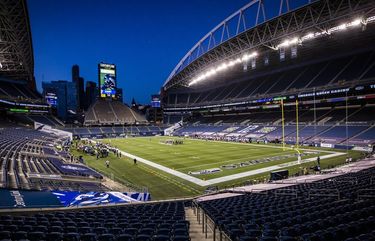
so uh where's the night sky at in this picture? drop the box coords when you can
[27,0,250,104]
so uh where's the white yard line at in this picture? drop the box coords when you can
[205,152,345,185]
[118,148,345,187]
[118,149,209,186]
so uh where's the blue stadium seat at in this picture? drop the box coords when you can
[80,233,97,241]
[63,232,80,241]
[98,233,115,241]
[28,231,46,241]
[116,234,134,241]
[124,228,138,236]
[0,231,11,241]
[12,231,28,240]
[171,235,190,241]
[134,234,151,241]
[46,232,63,241]
[153,234,170,241]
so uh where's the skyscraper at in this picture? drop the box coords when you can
[42,80,78,120]
[72,65,79,82]
[78,76,85,109]
[85,81,98,110]
[72,65,85,110]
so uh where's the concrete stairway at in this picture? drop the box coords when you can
[185,207,213,241]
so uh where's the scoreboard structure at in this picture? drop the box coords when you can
[45,91,57,107]
[98,63,117,98]
[151,95,161,108]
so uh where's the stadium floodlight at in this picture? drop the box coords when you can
[351,19,362,26]
[276,37,300,49]
[242,52,258,62]
[328,18,364,34]
[189,51,258,86]
[207,68,217,76]
[188,15,375,87]
[301,33,314,41]
[228,60,236,67]
[216,63,228,71]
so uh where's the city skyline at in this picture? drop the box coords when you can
[27,0,249,104]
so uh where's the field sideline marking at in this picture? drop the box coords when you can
[117,149,209,186]
[116,144,345,187]
[176,150,296,171]
[205,152,345,185]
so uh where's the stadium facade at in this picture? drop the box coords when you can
[0,0,35,88]
[162,0,375,150]
[1,2,375,241]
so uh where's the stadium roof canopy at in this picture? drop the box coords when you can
[0,0,34,87]
[163,0,375,90]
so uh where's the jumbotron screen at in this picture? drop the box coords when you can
[151,95,161,108]
[98,63,116,98]
[45,92,57,107]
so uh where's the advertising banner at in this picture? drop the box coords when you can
[0,189,62,209]
[52,191,151,207]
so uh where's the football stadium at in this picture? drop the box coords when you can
[1,0,375,241]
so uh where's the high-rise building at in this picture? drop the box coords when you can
[42,80,78,120]
[72,65,85,110]
[78,76,85,109]
[72,65,79,82]
[85,81,98,110]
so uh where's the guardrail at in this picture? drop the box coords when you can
[192,200,232,241]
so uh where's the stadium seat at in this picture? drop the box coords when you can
[171,235,190,241]
[80,233,97,241]
[239,236,257,241]
[124,228,138,236]
[279,236,298,241]
[134,234,151,241]
[116,234,134,241]
[153,234,171,241]
[155,228,170,236]
[0,231,11,240]
[12,231,28,240]
[46,232,63,241]
[98,233,115,241]
[110,227,123,236]
[258,237,278,241]
[28,231,46,241]
[63,232,80,241]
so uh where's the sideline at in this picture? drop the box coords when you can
[117,147,345,187]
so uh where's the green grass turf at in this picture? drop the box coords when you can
[71,148,202,200]
[101,137,321,179]
[72,136,364,200]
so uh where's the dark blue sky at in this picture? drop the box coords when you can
[27,0,250,104]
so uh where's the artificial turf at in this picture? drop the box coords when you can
[72,136,362,200]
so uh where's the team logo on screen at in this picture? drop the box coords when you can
[101,74,116,94]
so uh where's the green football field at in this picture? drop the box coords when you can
[73,136,362,200]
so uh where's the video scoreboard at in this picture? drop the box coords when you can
[98,63,117,98]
